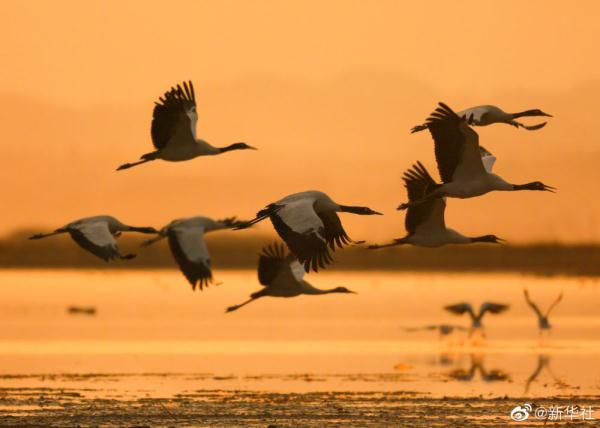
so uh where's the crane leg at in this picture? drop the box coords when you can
[28,228,67,240]
[225,297,261,313]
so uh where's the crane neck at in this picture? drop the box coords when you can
[511,109,538,119]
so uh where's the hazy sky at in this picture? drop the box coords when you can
[3,0,600,104]
[2,1,600,242]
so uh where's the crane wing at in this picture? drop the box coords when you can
[545,292,564,317]
[402,162,445,234]
[444,302,475,318]
[523,289,543,319]
[257,243,303,292]
[68,221,121,262]
[167,223,212,290]
[479,302,509,316]
[151,81,198,150]
[479,146,497,173]
[269,198,337,273]
[257,242,288,286]
[426,103,487,183]
[289,259,306,281]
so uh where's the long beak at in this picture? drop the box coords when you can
[372,211,384,215]
[542,112,553,117]
[348,290,358,294]
[543,185,556,193]
[247,145,258,150]
[495,237,507,244]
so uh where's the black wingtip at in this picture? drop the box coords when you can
[410,124,428,133]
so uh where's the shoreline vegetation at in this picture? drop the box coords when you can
[0,230,598,276]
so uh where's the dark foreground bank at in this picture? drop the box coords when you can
[1,388,598,427]
[1,229,598,276]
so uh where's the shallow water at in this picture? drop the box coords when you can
[0,269,599,399]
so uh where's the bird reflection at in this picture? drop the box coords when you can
[447,354,510,382]
[524,354,570,393]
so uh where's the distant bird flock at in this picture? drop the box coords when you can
[29,80,561,326]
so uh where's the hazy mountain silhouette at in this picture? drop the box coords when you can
[2,73,600,242]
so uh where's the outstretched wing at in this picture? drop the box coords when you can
[523,289,543,319]
[257,242,303,291]
[167,223,212,290]
[402,162,445,234]
[425,103,486,183]
[151,81,197,150]
[444,303,475,319]
[319,210,353,251]
[258,242,289,286]
[68,221,121,262]
[269,198,342,273]
[545,292,564,317]
[479,302,509,317]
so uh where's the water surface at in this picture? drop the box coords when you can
[1,269,599,398]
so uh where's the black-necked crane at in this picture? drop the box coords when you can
[235,191,382,272]
[142,216,247,291]
[117,81,256,170]
[225,243,356,313]
[411,104,552,133]
[29,215,157,261]
[524,289,563,334]
[444,302,509,337]
[368,161,503,249]
[398,103,555,211]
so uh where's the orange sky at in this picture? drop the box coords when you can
[2,0,600,242]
